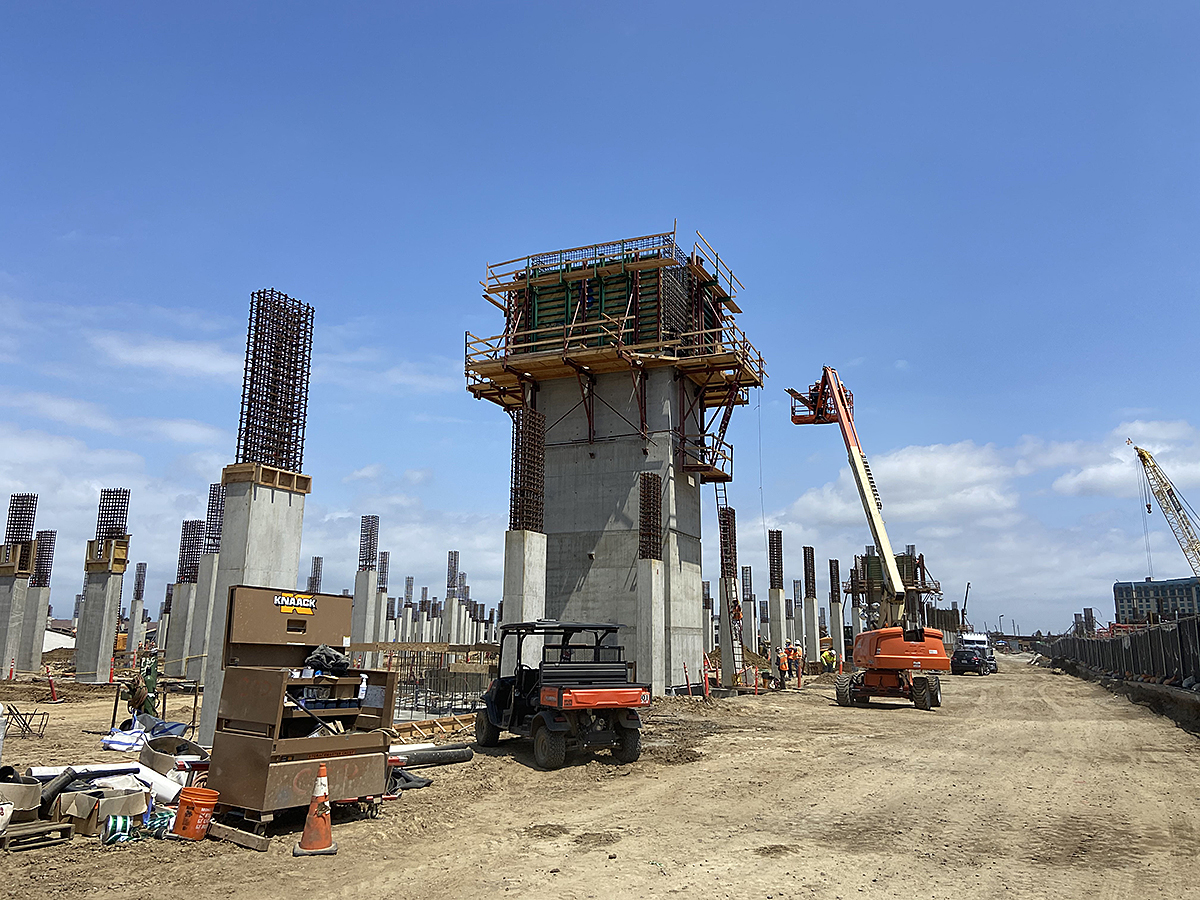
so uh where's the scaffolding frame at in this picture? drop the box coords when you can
[466,228,764,484]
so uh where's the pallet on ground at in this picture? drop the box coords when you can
[0,820,74,851]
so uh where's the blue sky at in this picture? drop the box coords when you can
[2,3,1199,633]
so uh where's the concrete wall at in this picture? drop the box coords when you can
[186,553,220,682]
[198,479,305,744]
[539,368,703,689]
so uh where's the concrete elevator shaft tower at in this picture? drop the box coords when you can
[466,228,764,691]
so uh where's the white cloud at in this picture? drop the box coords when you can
[87,331,243,381]
[0,390,228,446]
[345,464,385,482]
[759,419,1200,634]
[0,391,117,432]
[402,468,434,486]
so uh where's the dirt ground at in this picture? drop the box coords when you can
[2,657,1199,900]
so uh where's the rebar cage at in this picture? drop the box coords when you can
[638,472,662,560]
[204,484,225,555]
[30,530,55,588]
[307,556,323,593]
[768,530,784,591]
[235,288,314,473]
[5,493,36,544]
[176,520,204,584]
[509,406,545,532]
[132,561,147,601]
[96,488,130,543]
[378,551,390,593]
[358,516,379,571]
[803,546,816,599]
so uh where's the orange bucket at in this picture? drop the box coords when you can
[172,787,220,840]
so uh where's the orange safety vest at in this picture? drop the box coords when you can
[778,654,787,672]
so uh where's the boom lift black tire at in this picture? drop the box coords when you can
[475,709,500,748]
[929,675,942,708]
[612,724,642,763]
[533,726,567,770]
[912,676,933,711]
[834,674,852,707]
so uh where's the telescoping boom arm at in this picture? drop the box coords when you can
[788,366,906,626]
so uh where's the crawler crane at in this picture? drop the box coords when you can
[788,367,950,710]
[1130,441,1200,578]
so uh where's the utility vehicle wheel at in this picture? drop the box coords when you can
[912,676,933,711]
[834,674,852,707]
[532,726,567,770]
[851,672,870,706]
[929,675,942,708]
[979,663,988,676]
[612,725,641,764]
[475,709,501,747]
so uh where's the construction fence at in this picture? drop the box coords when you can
[1049,616,1200,682]
[387,649,496,722]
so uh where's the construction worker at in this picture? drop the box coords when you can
[785,643,799,679]
[776,648,788,687]
[821,646,836,673]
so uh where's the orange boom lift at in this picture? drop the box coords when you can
[788,366,950,710]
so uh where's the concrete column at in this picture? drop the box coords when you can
[185,553,219,682]
[501,529,546,675]
[768,588,786,657]
[0,576,29,674]
[400,605,412,642]
[164,583,194,677]
[17,585,50,673]
[830,598,845,665]
[717,575,738,687]
[742,597,758,655]
[803,596,819,670]
[636,557,665,695]
[445,597,460,651]
[850,600,863,665]
[75,572,124,683]
[351,568,378,648]
[198,474,306,745]
[127,592,143,657]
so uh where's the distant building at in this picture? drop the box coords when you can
[1113,576,1200,624]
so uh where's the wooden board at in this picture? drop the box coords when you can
[207,821,271,852]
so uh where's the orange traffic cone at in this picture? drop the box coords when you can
[293,762,337,856]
